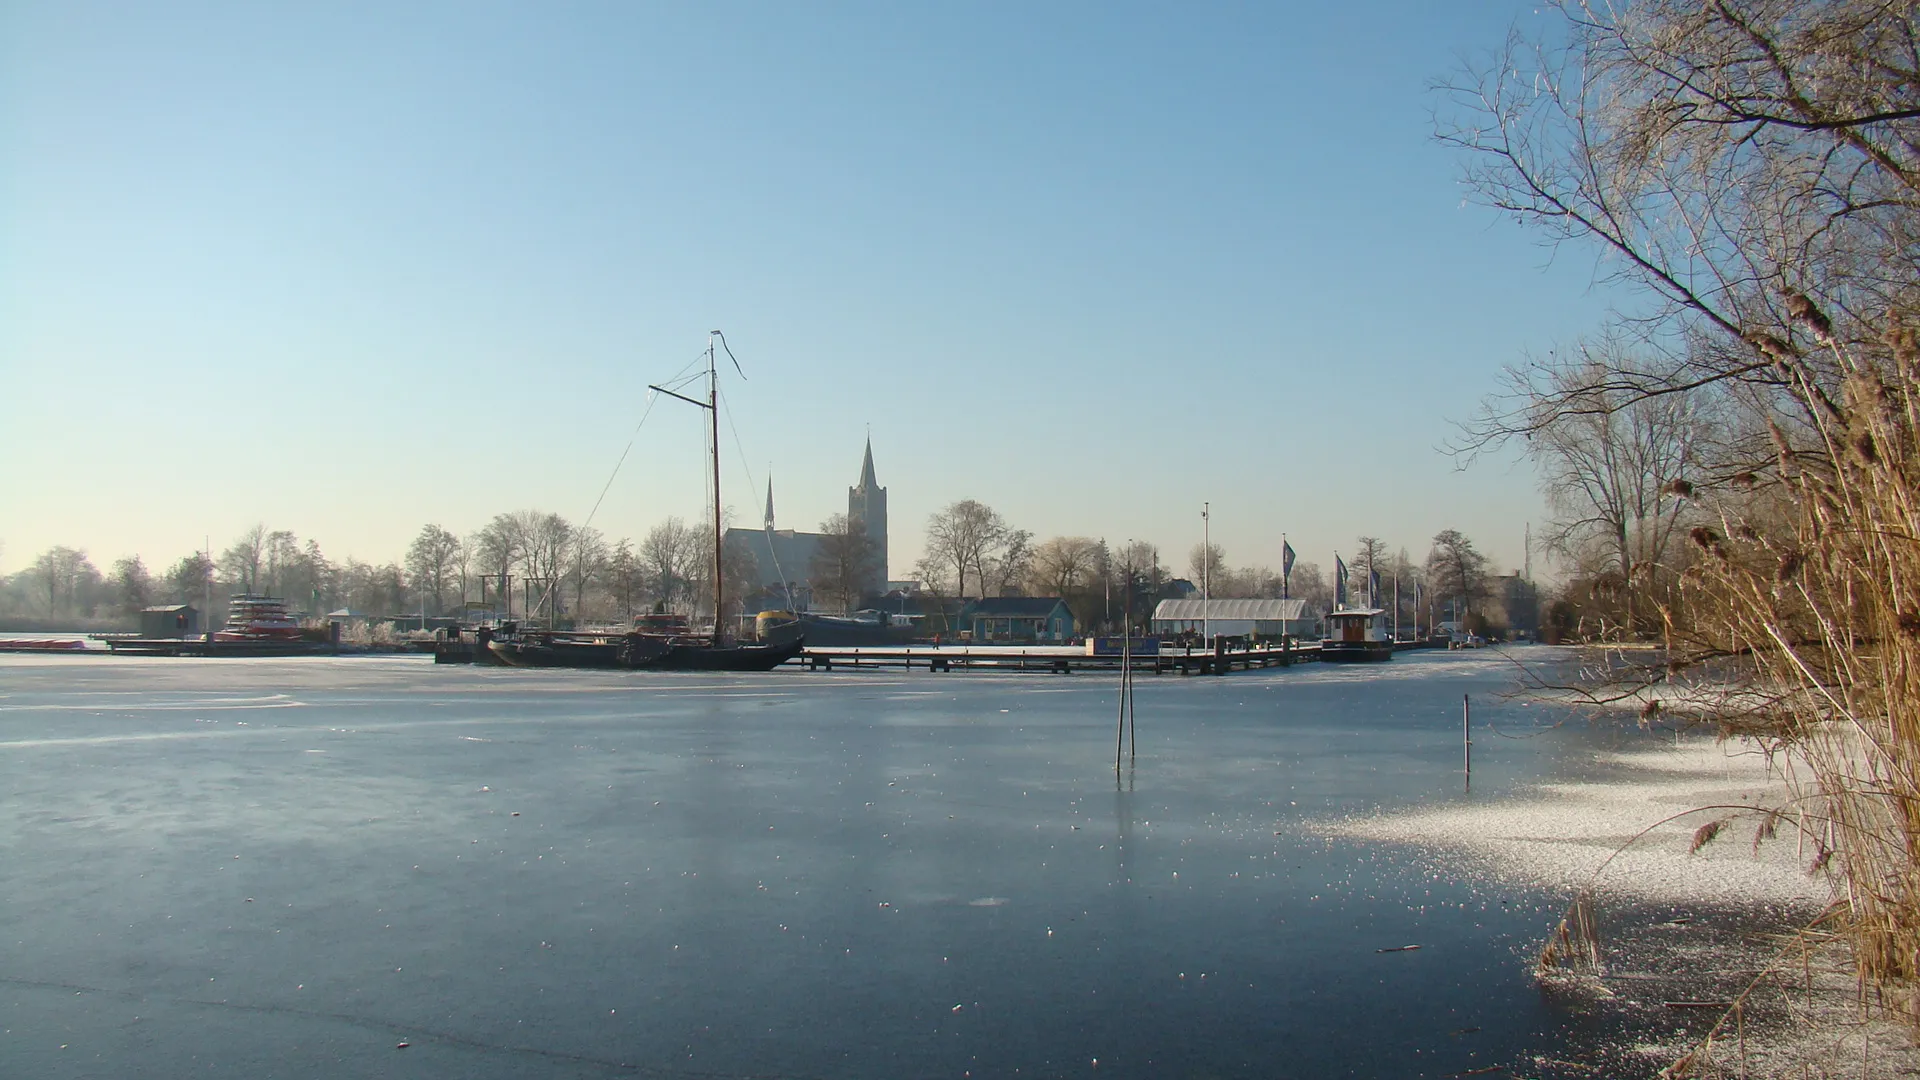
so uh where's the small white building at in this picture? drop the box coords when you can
[1151,598,1320,639]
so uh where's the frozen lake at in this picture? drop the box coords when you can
[1,648,1654,1078]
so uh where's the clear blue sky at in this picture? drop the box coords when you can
[1,1,1619,581]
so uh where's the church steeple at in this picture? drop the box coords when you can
[764,475,776,531]
[858,437,878,490]
[848,435,888,590]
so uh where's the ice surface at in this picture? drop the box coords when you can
[2,648,1661,1079]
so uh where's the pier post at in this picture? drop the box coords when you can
[1463,694,1472,790]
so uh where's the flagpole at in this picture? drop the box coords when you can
[1201,502,1210,646]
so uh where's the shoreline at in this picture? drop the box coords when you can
[1318,732,1919,1077]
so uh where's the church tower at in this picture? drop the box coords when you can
[847,437,888,588]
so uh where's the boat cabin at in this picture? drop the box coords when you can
[1321,607,1394,662]
[1324,607,1387,644]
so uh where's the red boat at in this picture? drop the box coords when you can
[0,638,89,652]
[213,595,305,642]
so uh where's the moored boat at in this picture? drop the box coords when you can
[482,332,802,674]
[1320,607,1394,663]
[654,635,806,671]
[630,331,803,669]
[213,595,304,642]
[0,638,90,652]
[485,624,673,669]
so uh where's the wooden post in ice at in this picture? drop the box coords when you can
[1463,694,1472,791]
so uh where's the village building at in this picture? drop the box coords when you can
[961,596,1076,643]
[725,438,889,611]
[139,604,201,639]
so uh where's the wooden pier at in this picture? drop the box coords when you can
[798,640,1322,675]
[101,637,336,657]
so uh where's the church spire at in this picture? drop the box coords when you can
[764,474,776,530]
[858,436,878,490]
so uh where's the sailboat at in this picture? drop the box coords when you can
[645,332,804,670]
[488,333,802,671]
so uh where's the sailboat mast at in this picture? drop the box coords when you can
[709,332,724,643]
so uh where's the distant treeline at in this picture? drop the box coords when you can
[2,504,1515,634]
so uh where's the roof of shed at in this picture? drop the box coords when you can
[1151,598,1315,620]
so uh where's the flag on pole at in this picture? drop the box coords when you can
[1369,569,1380,607]
[1334,555,1348,607]
[1282,541,1295,577]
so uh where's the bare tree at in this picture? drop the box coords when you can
[1028,536,1101,597]
[909,553,957,634]
[809,514,879,614]
[985,528,1034,597]
[263,530,299,597]
[164,552,213,606]
[923,499,1007,600]
[514,511,572,597]
[288,540,333,613]
[1509,347,1706,632]
[452,534,474,606]
[29,547,96,617]
[474,515,522,612]
[1113,541,1166,634]
[405,525,464,616]
[219,525,268,594]
[640,518,699,614]
[1289,560,1331,615]
[338,559,403,614]
[109,555,152,616]
[1188,542,1226,593]
[1442,0,1920,1014]
[606,539,641,622]
[1426,530,1488,618]
[686,520,756,623]
[567,526,608,622]
[1352,536,1388,606]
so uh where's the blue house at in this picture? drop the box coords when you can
[959,597,1076,643]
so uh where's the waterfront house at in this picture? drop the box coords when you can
[960,597,1076,643]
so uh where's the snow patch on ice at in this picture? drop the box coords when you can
[1319,737,1832,908]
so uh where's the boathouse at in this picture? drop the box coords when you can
[138,605,201,639]
[960,597,1075,643]
[1151,598,1319,639]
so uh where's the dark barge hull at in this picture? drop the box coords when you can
[486,633,671,669]
[654,636,806,671]
[471,628,804,672]
[105,638,329,657]
[1318,642,1395,663]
